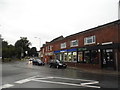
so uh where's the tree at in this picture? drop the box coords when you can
[2,41,16,59]
[28,47,38,57]
[15,37,31,58]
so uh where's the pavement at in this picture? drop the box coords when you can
[68,66,120,76]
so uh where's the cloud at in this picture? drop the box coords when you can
[0,0,119,50]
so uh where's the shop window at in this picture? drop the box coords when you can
[68,52,72,61]
[102,49,114,68]
[91,50,99,64]
[78,52,83,62]
[55,54,60,60]
[60,54,63,61]
[73,52,77,62]
[63,53,68,61]
[84,51,91,63]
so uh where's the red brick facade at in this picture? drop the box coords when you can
[40,20,120,71]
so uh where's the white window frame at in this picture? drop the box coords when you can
[84,35,96,45]
[60,42,66,49]
[46,47,47,51]
[50,46,52,51]
[42,48,44,54]
[70,40,78,47]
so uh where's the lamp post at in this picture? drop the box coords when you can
[34,37,41,50]
[34,37,41,58]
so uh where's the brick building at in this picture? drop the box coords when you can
[40,20,120,71]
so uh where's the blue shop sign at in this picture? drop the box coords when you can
[60,49,67,52]
[67,48,77,52]
[54,49,67,53]
[54,50,60,53]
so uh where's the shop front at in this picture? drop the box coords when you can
[54,49,67,61]
[53,43,119,70]
[44,52,54,63]
[99,43,119,70]
[67,48,77,62]
[77,47,99,64]
[77,43,119,70]
[54,48,77,62]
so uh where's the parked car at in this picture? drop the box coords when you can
[49,59,67,69]
[32,59,45,66]
[29,58,34,61]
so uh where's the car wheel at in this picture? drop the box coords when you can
[49,65,52,68]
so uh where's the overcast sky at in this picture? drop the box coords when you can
[0,0,119,50]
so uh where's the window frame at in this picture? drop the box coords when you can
[70,40,78,47]
[60,42,67,49]
[84,35,96,45]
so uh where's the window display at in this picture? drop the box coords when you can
[84,51,91,63]
[68,52,72,61]
[91,50,99,64]
[63,53,68,61]
[78,52,83,62]
[73,52,77,62]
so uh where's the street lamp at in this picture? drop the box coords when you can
[34,37,41,50]
[34,37,41,58]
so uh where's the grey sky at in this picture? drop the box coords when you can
[0,0,119,50]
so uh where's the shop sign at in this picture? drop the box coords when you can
[60,49,67,52]
[102,42,113,45]
[54,50,60,53]
[78,48,87,51]
[54,49,67,53]
[67,48,77,52]
[45,52,53,55]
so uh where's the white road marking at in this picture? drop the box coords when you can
[12,76,100,88]
[32,79,83,87]
[81,85,100,88]
[32,79,100,88]
[52,77,94,81]
[0,84,14,88]
[32,77,54,80]
[81,81,99,85]
[81,81,100,88]
[14,76,53,84]
[15,79,31,84]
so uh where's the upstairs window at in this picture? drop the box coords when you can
[84,35,96,45]
[61,42,66,49]
[42,48,44,54]
[50,46,53,51]
[70,40,78,47]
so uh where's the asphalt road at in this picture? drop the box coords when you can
[1,60,119,89]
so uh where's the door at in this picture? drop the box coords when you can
[102,49,114,69]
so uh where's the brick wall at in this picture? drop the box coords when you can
[52,22,119,51]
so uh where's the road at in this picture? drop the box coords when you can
[1,60,119,89]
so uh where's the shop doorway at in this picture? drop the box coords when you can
[102,49,114,69]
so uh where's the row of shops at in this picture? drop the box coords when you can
[40,20,120,71]
[44,43,119,70]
